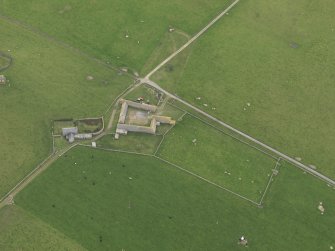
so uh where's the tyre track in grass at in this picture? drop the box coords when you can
[145,0,240,79]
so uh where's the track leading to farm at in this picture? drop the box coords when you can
[142,0,335,186]
[0,144,78,209]
[145,0,240,79]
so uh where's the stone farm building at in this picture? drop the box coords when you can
[0,75,6,84]
[118,99,157,124]
[62,127,78,143]
[62,127,93,143]
[115,99,175,138]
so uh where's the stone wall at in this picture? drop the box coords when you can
[118,102,128,124]
[117,123,156,134]
[153,116,176,125]
[120,99,157,112]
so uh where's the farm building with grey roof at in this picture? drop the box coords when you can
[0,75,6,84]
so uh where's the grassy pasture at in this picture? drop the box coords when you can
[157,114,277,202]
[53,120,75,135]
[0,20,132,197]
[97,133,162,155]
[0,0,234,73]
[124,85,160,105]
[155,100,186,120]
[152,0,335,178]
[0,53,11,70]
[14,146,335,250]
[0,206,86,251]
[0,1,334,250]
[140,29,190,75]
[53,136,70,152]
[166,99,285,160]
[0,56,8,68]
[76,118,103,134]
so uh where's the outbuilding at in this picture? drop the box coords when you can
[62,127,78,143]
[62,127,78,137]
[0,75,6,84]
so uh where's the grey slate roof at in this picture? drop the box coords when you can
[62,127,78,136]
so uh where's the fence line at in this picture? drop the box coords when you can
[154,156,260,206]
[154,111,187,156]
[259,158,282,205]
[0,153,55,203]
[78,144,154,158]
[90,144,260,206]
[168,101,279,160]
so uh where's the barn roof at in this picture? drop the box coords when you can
[62,127,78,136]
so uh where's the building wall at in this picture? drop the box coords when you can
[120,99,157,112]
[74,133,93,139]
[62,127,78,136]
[153,116,176,125]
[116,99,175,136]
[117,123,156,134]
[118,102,128,124]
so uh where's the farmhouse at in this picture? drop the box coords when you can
[62,127,78,136]
[0,75,6,84]
[119,99,157,113]
[62,127,78,143]
[61,127,93,142]
[115,99,175,138]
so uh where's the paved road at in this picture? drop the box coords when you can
[142,78,335,186]
[145,0,240,79]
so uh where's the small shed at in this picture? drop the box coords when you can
[74,133,92,140]
[0,75,6,84]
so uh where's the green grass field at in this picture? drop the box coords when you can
[0,206,86,251]
[140,29,190,75]
[157,114,277,202]
[12,146,335,250]
[97,133,162,155]
[53,136,70,152]
[1,1,334,250]
[152,0,335,178]
[0,0,233,74]
[0,56,7,68]
[124,85,161,105]
[0,19,132,197]
[76,118,103,134]
[0,54,11,70]
[53,120,75,135]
